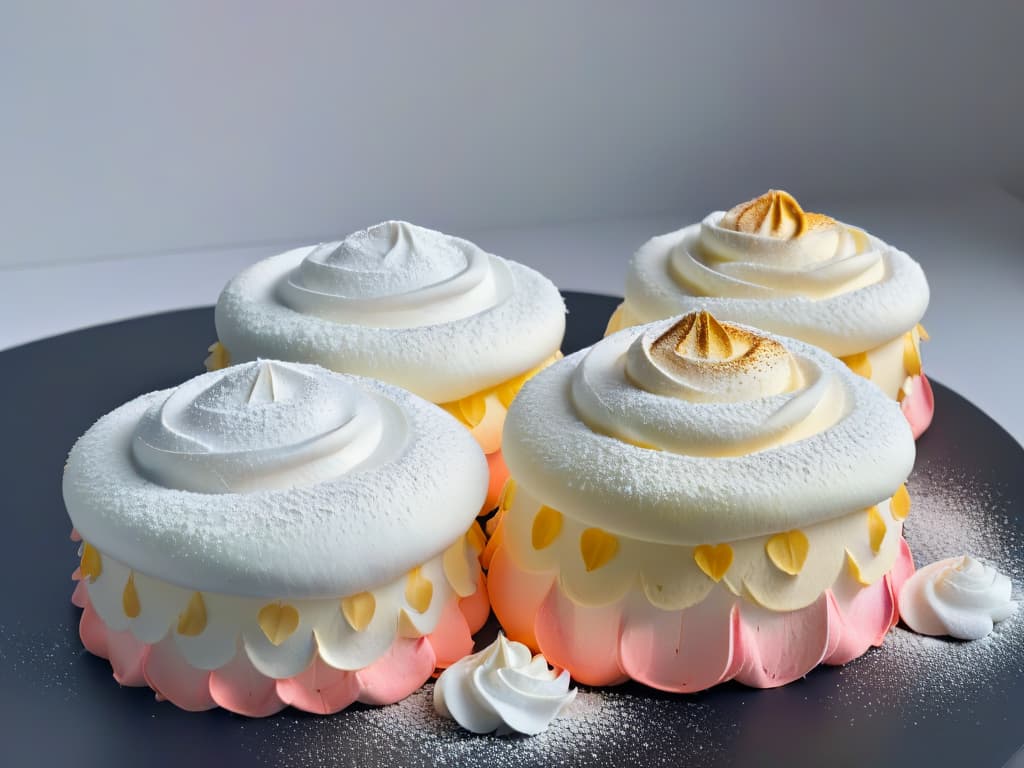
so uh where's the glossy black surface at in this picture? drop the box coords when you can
[0,293,1021,768]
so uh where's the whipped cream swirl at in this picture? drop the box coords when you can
[434,633,576,736]
[279,221,505,328]
[899,556,1017,640]
[574,311,845,457]
[623,191,930,355]
[134,361,399,493]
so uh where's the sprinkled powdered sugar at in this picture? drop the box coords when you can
[237,458,1021,766]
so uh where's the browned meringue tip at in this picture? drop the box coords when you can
[649,310,788,373]
[720,190,834,239]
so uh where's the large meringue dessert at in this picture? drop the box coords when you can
[606,191,934,437]
[485,310,917,691]
[207,221,566,510]
[64,361,490,716]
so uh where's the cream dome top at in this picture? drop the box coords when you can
[63,361,488,598]
[215,221,566,402]
[502,311,915,544]
[623,191,929,356]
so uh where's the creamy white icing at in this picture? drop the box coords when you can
[215,222,565,403]
[622,212,929,356]
[434,633,576,735]
[899,556,1017,640]
[63,361,488,597]
[502,314,915,544]
[279,221,501,328]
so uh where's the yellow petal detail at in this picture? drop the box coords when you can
[903,331,922,376]
[916,323,930,342]
[891,484,911,521]
[499,480,518,512]
[398,609,422,638]
[204,341,230,372]
[840,351,873,379]
[531,506,563,550]
[340,592,375,632]
[693,544,734,582]
[122,573,141,618]
[439,394,487,428]
[177,592,207,637]
[846,551,872,586]
[405,567,433,614]
[80,542,102,583]
[866,506,886,554]
[580,528,619,572]
[257,602,300,646]
[765,530,810,575]
[465,522,486,554]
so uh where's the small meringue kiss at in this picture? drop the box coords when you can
[899,556,1017,641]
[434,633,576,736]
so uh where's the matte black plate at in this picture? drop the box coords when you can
[1,292,1021,768]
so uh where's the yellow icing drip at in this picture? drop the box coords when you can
[440,394,487,429]
[177,592,207,637]
[891,484,911,521]
[866,506,886,554]
[720,190,834,239]
[257,602,300,646]
[903,331,922,377]
[580,528,619,572]
[405,567,433,614]
[531,506,564,550]
[845,550,872,586]
[765,530,810,575]
[500,480,518,512]
[398,609,422,638]
[80,542,102,583]
[204,341,230,372]
[693,544,734,582]
[122,573,141,618]
[340,592,375,632]
[840,351,873,379]
[916,323,930,342]
[465,522,486,555]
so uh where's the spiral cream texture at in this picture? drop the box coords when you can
[63,361,488,597]
[622,203,929,356]
[434,633,576,735]
[899,556,1017,640]
[502,313,915,543]
[215,221,565,402]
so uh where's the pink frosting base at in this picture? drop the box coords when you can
[489,538,915,690]
[71,572,490,717]
[902,373,935,439]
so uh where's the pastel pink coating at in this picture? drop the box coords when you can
[902,373,935,439]
[74,572,489,717]
[489,537,914,691]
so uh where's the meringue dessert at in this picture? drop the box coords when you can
[64,361,490,716]
[606,191,934,437]
[899,556,1017,641]
[207,221,566,510]
[485,310,918,691]
[434,632,576,736]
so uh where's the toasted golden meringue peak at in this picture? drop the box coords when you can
[656,310,734,361]
[720,190,834,239]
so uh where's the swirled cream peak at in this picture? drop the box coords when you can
[278,221,503,327]
[720,190,834,239]
[572,314,848,457]
[434,633,576,736]
[626,311,796,403]
[133,360,389,493]
[899,556,1017,640]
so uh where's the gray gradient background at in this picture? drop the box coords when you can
[1,1,1022,439]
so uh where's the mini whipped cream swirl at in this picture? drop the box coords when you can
[676,190,884,300]
[434,633,576,736]
[134,360,399,493]
[574,311,846,457]
[899,556,1017,640]
[278,221,506,328]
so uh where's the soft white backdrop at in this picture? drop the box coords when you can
[2,0,1022,266]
